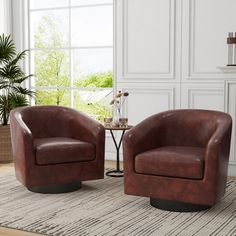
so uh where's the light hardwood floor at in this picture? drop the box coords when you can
[0,162,235,236]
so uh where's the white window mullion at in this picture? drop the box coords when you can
[29,3,113,13]
[27,0,35,105]
[30,46,113,51]
[69,0,73,108]
[33,87,112,91]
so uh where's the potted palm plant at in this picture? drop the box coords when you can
[0,34,34,162]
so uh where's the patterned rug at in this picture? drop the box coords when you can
[0,172,236,236]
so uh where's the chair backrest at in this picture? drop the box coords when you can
[19,106,75,138]
[157,109,230,148]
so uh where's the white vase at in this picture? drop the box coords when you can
[113,105,120,127]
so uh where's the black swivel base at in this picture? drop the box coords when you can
[106,170,123,177]
[150,198,211,212]
[27,181,82,194]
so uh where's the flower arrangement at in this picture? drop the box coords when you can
[110,90,129,126]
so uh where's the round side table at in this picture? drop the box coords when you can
[105,125,132,177]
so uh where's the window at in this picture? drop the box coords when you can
[28,0,113,121]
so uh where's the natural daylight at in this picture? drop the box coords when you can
[30,0,113,121]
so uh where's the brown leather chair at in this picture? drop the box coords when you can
[10,105,105,193]
[123,109,232,211]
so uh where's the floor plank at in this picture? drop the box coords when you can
[0,227,43,236]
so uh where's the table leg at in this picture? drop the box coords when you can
[106,130,126,177]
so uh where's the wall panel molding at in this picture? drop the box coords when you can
[120,0,176,80]
[118,85,180,124]
[225,81,236,163]
[181,83,224,111]
[182,0,236,81]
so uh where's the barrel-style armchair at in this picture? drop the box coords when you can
[10,105,105,193]
[123,109,232,211]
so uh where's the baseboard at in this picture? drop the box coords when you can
[228,163,236,177]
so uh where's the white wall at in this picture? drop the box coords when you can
[115,0,236,175]
[0,0,12,35]
[0,0,4,33]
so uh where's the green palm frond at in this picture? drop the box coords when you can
[0,63,25,80]
[0,34,16,63]
[8,93,28,109]
[10,50,27,66]
[11,74,33,84]
[0,82,9,90]
[0,95,10,125]
[12,86,34,97]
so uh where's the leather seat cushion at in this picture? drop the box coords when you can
[135,146,205,179]
[34,137,95,165]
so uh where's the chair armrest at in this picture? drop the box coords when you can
[68,110,105,163]
[10,109,35,173]
[123,124,158,156]
[69,110,105,145]
[123,113,163,171]
[205,118,232,181]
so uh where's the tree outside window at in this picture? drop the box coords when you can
[29,1,113,121]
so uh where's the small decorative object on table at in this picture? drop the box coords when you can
[104,117,113,128]
[110,91,129,127]
[119,118,128,128]
[227,32,236,66]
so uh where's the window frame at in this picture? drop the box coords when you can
[25,0,114,111]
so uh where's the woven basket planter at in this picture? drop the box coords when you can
[0,125,13,163]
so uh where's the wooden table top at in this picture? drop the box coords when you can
[104,125,133,131]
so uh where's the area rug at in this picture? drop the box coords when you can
[0,172,236,236]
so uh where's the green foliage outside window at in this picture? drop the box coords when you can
[36,90,70,107]
[75,71,112,88]
[74,93,112,121]
[34,15,113,121]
